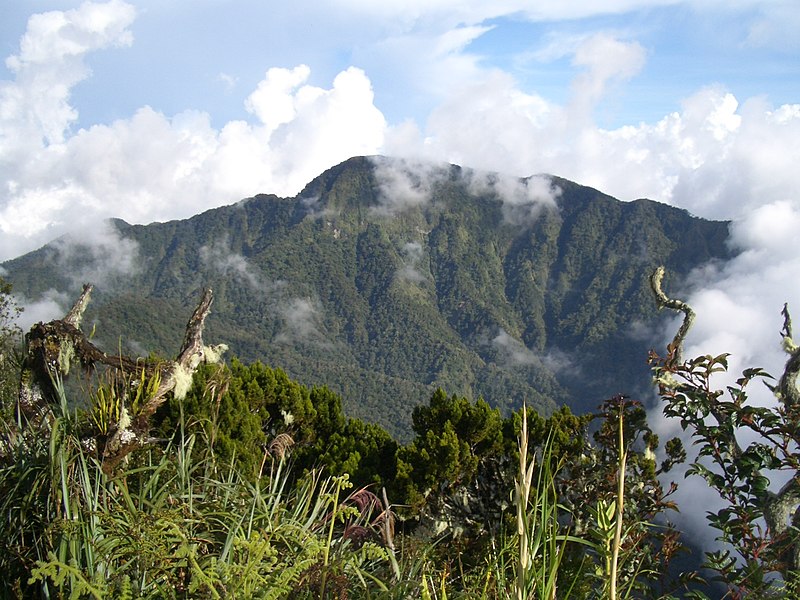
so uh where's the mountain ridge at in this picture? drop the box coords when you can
[2,156,732,439]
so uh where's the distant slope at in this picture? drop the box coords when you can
[2,156,732,439]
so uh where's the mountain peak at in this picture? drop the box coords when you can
[2,157,732,439]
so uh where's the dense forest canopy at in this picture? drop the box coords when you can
[0,156,732,440]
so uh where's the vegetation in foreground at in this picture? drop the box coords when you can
[0,274,797,598]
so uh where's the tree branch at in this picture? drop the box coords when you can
[776,303,800,409]
[17,286,224,473]
[649,266,694,366]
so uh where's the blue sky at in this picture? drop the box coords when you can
[1,0,799,549]
[2,1,796,134]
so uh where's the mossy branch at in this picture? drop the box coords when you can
[17,286,223,473]
[777,303,800,409]
[649,266,694,366]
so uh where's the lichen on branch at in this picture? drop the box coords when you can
[17,285,225,473]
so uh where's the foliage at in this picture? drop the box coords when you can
[652,350,800,597]
[395,389,504,509]
[1,377,399,599]
[389,389,690,598]
[2,345,694,599]
[510,406,581,600]
[155,359,398,490]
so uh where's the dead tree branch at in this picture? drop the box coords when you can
[649,266,694,367]
[17,286,225,473]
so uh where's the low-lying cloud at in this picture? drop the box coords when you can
[490,328,574,374]
[371,157,450,216]
[465,171,561,225]
[396,241,427,284]
[275,297,327,345]
[13,288,70,331]
[49,220,141,289]
[200,237,264,291]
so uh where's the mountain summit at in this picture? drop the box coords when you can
[2,156,731,438]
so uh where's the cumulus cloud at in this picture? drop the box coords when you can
[402,72,799,229]
[1,0,135,149]
[401,69,557,175]
[0,5,386,262]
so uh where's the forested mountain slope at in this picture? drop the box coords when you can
[2,156,731,438]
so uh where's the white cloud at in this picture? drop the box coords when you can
[1,0,135,147]
[14,288,70,331]
[465,171,561,225]
[743,0,800,50]
[329,0,680,26]
[244,65,313,132]
[490,328,575,373]
[492,329,538,366]
[275,297,326,344]
[409,69,557,174]
[370,157,449,215]
[571,34,646,103]
[397,241,427,283]
[199,237,263,290]
[51,219,141,288]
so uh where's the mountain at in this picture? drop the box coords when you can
[2,156,732,439]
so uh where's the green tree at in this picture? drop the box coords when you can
[156,359,398,488]
[395,389,504,508]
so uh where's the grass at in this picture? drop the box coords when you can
[0,379,668,599]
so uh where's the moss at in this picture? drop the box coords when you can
[172,364,194,401]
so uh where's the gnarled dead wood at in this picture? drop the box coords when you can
[649,266,694,367]
[17,286,225,473]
